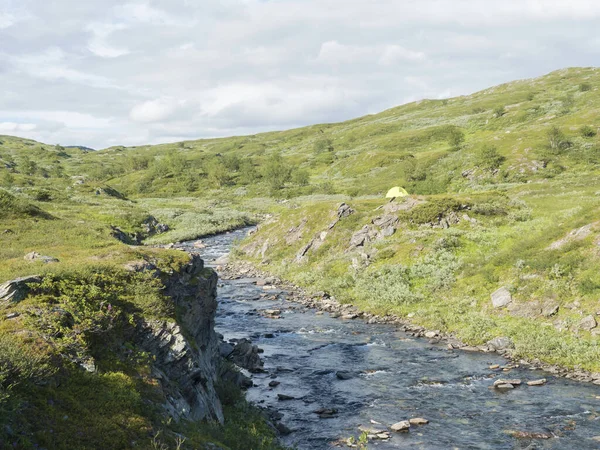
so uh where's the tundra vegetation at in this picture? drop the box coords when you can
[2,67,600,447]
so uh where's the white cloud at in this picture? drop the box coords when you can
[129,98,181,123]
[0,122,37,132]
[0,0,598,148]
[379,45,426,65]
[86,23,130,58]
[0,13,15,29]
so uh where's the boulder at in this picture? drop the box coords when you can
[390,421,410,432]
[491,287,512,308]
[228,339,264,373]
[580,315,597,331]
[527,379,547,386]
[409,418,429,425]
[24,252,59,264]
[487,336,514,351]
[541,302,560,317]
[0,275,42,305]
[335,371,355,380]
[123,260,157,272]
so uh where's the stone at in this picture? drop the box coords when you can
[219,342,234,358]
[491,287,512,308]
[277,394,295,401]
[390,421,410,432]
[214,254,230,265]
[527,379,547,386]
[579,315,597,331]
[275,422,292,435]
[336,371,355,380]
[409,418,429,425]
[487,336,514,351]
[542,302,560,317]
[123,260,156,272]
[264,309,281,317]
[268,380,281,388]
[489,364,501,370]
[424,331,438,339]
[228,339,264,373]
[0,275,42,305]
[494,379,522,387]
[494,383,514,390]
[5,312,19,319]
[24,252,59,264]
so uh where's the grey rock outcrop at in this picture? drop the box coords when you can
[579,315,597,331]
[135,254,224,423]
[0,275,41,305]
[228,338,265,373]
[491,287,512,308]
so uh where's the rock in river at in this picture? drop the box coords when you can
[390,420,410,432]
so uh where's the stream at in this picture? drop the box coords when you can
[177,228,600,449]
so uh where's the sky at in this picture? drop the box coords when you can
[1,0,599,149]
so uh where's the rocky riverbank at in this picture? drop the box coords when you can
[218,258,600,387]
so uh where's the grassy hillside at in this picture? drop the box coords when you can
[2,67,600,446]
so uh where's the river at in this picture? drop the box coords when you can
[176,228,600,449]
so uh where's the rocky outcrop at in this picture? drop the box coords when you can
[0,275,42,305]
[491,287,512,308]
[135,254,224,423]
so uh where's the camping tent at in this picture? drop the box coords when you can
[385,186,408,198]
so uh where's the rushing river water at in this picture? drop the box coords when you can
[178,228,600,449]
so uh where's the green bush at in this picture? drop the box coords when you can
[580,82,592,92]
[580,125,597,138]
[402,197,466,224]
[476,145,505,170]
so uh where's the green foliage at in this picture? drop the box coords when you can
[402,198,466,224]
[262,152,291,192]
[579,82,592,92]
[0,189,52,219]
[314,137,333,154]
[546,126,572,153]
[476,145,505,170]
[447,127,465,151]
[493,105,506,117]
[580,125,597,138]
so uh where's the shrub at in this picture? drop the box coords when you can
[262,153,291,191]
[314,138,333,154]
[580,125,597,138]
[546,126,572,152]
[402,197,466,224]
[476,145,505,170]
[447,128,465,151]
[580,82,592,92]
[493,106,506,117]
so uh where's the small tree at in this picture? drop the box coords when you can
[262,153,291,191]
[447,128,465,151]
[292,168,310,186]
[493,106,506,118]
[207,160,232,187]
[580,83,592,92]
[547,126,571,152]
[476,145,505,170]
[314,138,333,154]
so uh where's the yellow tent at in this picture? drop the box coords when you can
[385,186,408,198]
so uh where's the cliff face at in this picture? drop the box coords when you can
[137,254,224,423]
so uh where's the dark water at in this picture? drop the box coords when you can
[178,228,600,449]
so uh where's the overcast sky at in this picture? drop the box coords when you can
[0,0,599,149]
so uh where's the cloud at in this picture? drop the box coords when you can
[129,98,181,123]
[379,45,426,65]
[0,122,37,132]
[0,13,16,29]
[0,0,599,148]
